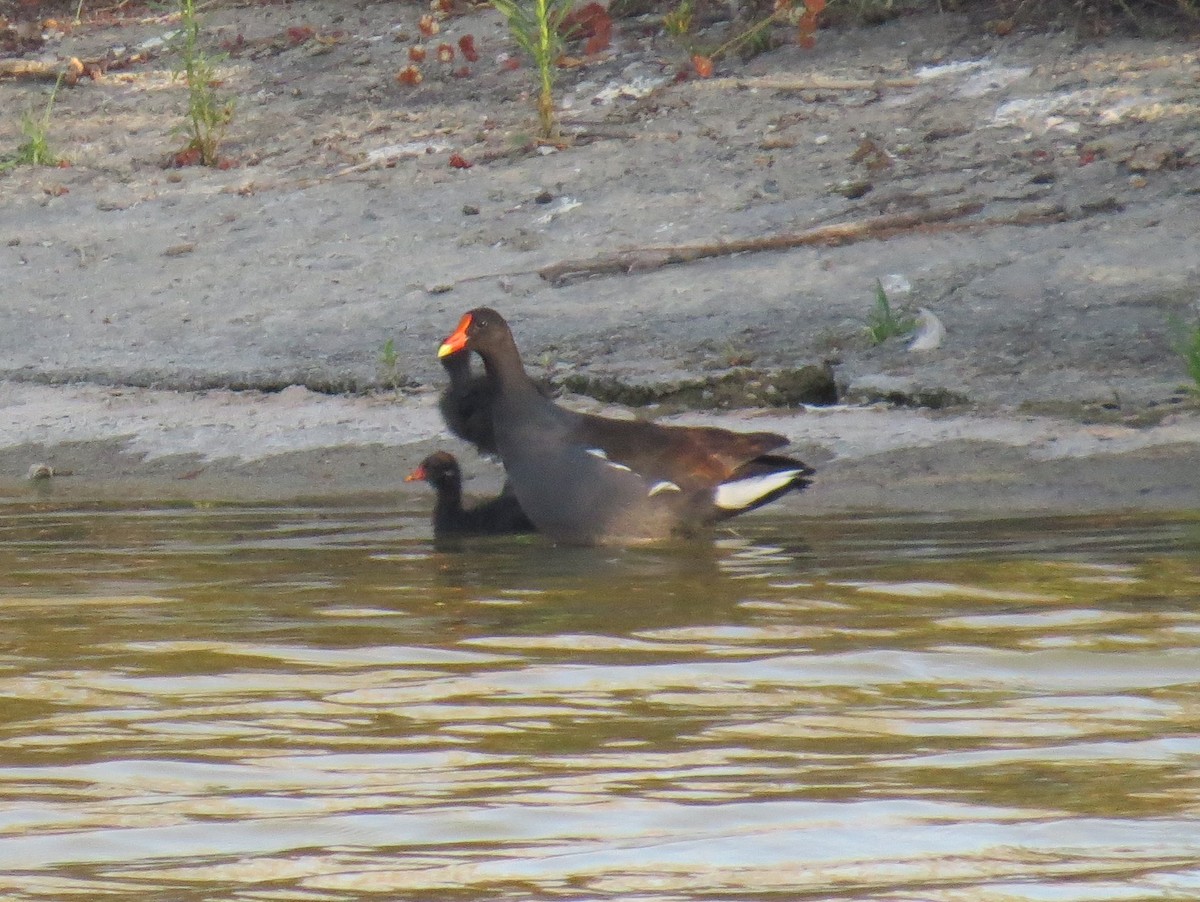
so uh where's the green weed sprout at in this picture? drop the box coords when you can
[378,338,405,395]
[3,74,64,170]
[866,279,916,345]
[1168,314,1200,395]
[491,0,571,140]
[172,0,235,166]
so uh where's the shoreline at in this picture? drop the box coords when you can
[2,381,1197,513]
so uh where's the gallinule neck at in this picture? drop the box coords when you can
[406,451,536,537]
[438,308,814,545]
[439,350,501,457]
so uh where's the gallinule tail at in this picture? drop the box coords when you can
[437,308,814,545]
[406,451,536,536]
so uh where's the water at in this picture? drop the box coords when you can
[1,502,1198,900]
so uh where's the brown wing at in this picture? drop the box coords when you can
[569,412,788,490]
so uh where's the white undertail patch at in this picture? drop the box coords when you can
[713,469,805,511]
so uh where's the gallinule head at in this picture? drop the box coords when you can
[406,451,536,537]
[439,350,500,457]
[438,308,814,545]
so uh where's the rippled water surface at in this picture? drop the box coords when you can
[1,501,1199,901]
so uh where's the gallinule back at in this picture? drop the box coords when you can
[437,308,814,545]
[406,451,536,537]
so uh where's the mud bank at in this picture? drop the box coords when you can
[2,3,1199,512]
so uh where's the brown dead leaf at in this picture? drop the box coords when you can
[396,65,423,86]
[851,136,892,173]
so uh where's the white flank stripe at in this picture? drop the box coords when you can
[713,469,804,511]
[586,448,632,473]
[648,480,681,496]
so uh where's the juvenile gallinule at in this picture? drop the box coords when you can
[437,308,814,545]
[439,350,501,457]
[439,348,553,457]
[406,451,536,536]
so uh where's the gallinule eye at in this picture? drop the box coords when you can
[438,308,814,545]
[406,451,536,537]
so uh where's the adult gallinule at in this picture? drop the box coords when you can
[406,451,536,536]
[438,308,814,545]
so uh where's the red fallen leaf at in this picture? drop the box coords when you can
[452,65,472,78]
[395,65,423,86]
[458,34,478,62]
[499,56,520,71]
[216,158,237,170]
[409,45,426,62]
[797,10,818,49]
[560,2,610,41]
[672,68,690,84]
[418,14,439,37]
[286,25,314,46]
[584,19,611,55]
[1078,149,1097,166]
[173,147,203,167]
[449,152,473,169]
[437,42,454,63]
[805,0,826,11]
[56,159,72,169]
[691,54,713,78]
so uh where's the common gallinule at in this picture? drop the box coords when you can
[406,451,536,536]
[439,348,553,457]
[439,350,501,457]
[437,308,814,545]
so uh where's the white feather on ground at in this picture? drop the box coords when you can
[909,307,946,352]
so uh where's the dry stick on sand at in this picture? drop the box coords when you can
[537,201,1080,286]
[0,49,153,84]
[538,201,983,286]
[0,59,83,83]
[688,74,922,92]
